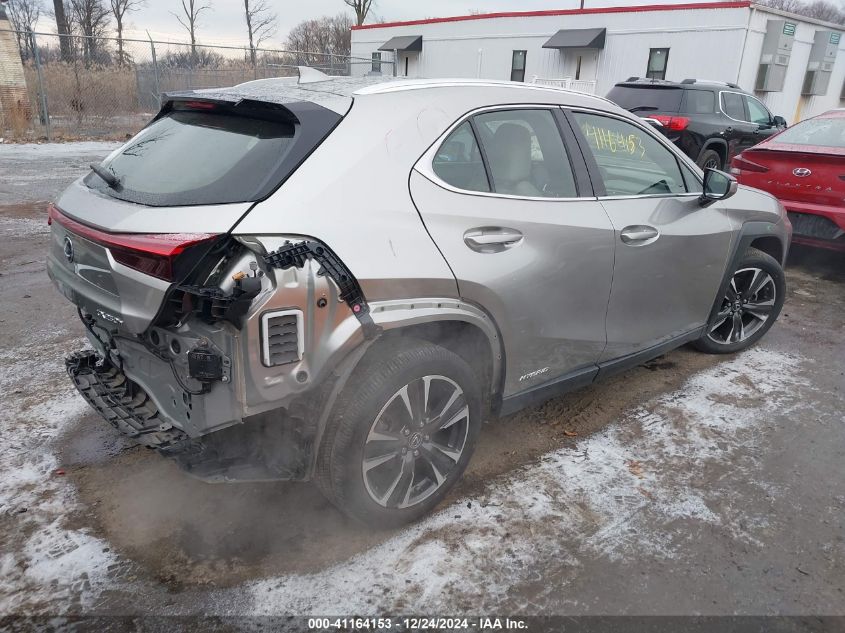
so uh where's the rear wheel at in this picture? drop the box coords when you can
[315,339,482,527]
[697,148,723,171]
[694,247,785,354]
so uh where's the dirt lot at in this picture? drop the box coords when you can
[0,143,843,621]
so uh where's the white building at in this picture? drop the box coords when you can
[351,1,844,122]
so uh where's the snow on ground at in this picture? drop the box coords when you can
[0,142,122,160]
[0,340,810,615]
[234,347,806,615]
[0,216,50,239]
[0,333,118,614]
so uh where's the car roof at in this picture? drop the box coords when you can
[167,74,616,115]
[613,78,746,92]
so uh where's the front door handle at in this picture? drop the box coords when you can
[464,227,524,253]
[620,225,660,246]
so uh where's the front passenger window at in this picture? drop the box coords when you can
[572,112,688,196]
[745,96,772,125]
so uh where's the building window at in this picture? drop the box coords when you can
[646,48,669,80]
[371,52,382,73]
[511,50,527,82]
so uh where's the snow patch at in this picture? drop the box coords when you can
[0,335,117,614]
[0,142,121,160]
[238,347,807,615]
[0,216,50,238]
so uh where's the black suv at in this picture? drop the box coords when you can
[606,78,788,171]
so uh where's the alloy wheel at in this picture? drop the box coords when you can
[706,267,777,345]
[703,157,720,170]
[362,375,470,509]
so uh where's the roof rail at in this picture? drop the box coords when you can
[682,78,743,89]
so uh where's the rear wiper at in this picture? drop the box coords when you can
[89,163,121,190]
[629,106,659,113]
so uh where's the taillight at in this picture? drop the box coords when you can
[48,204,219,281]
[652,115,690,131]
[731,153,769,173]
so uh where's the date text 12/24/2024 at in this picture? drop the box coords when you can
[307,617,529,630]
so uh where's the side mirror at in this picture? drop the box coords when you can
[699,168,738,207]
[773,115,788,129]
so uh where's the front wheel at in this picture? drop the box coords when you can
[315,339,482,527]
[694,247,786,354]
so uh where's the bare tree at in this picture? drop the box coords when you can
[172,0,211,61]
[4,0,43,58]
[68,0,111,61]
[285,13,352,71]
[756,0,845,23]
[803,0,845,22]
[343,0,374,26]
[50,0,73,60]
[243,0,276,66]
[109,0,142,65]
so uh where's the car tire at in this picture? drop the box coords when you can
[696,149,723,171]
[314,338,483,528]
[693,247,786,355]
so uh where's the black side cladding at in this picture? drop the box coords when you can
[263,240,381,339]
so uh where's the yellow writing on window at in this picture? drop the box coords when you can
[583,123,646,158]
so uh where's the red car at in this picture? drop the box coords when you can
[731,109,845,252]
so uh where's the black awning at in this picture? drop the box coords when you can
[542,28,606,50]
[378,35,423,52]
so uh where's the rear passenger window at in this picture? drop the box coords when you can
[432,122,490,193]
[684,90,715,114]
[472,109,578,198]
[721,92,745,120]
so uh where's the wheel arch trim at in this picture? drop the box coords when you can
[700,138,729,165]
[707,220,787,326]
[305,297,505,475]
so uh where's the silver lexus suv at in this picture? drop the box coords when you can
[48,73,791,526]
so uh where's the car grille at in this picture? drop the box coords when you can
[788,212,844,241]
[261,310,303,366]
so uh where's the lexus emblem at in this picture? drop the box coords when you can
[63,236,75,263]
[792,167,812,177]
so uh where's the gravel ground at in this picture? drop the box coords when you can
[0,143,843,623]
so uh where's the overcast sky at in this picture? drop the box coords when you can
[37,0,725,46]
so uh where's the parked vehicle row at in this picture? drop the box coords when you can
[50,74,789,527]
[608,78,843,252]
[730,109,845,252]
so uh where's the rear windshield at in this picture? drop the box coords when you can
[606,86,683,113]
[773,116,845,149]
[85,104,337,207]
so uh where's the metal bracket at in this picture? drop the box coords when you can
[263,240,381,340]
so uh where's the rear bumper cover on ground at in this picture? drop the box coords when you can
[66,349,317,481]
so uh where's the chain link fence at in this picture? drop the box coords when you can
[0,30,393,141]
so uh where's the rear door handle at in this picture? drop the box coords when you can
[464,227,524,253]
[620,225,660,246]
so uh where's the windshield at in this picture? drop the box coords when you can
[86,110,298,207]
[606,86,684,113]
[773,116,845,149]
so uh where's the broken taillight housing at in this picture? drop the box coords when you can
[48,204,219,281]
